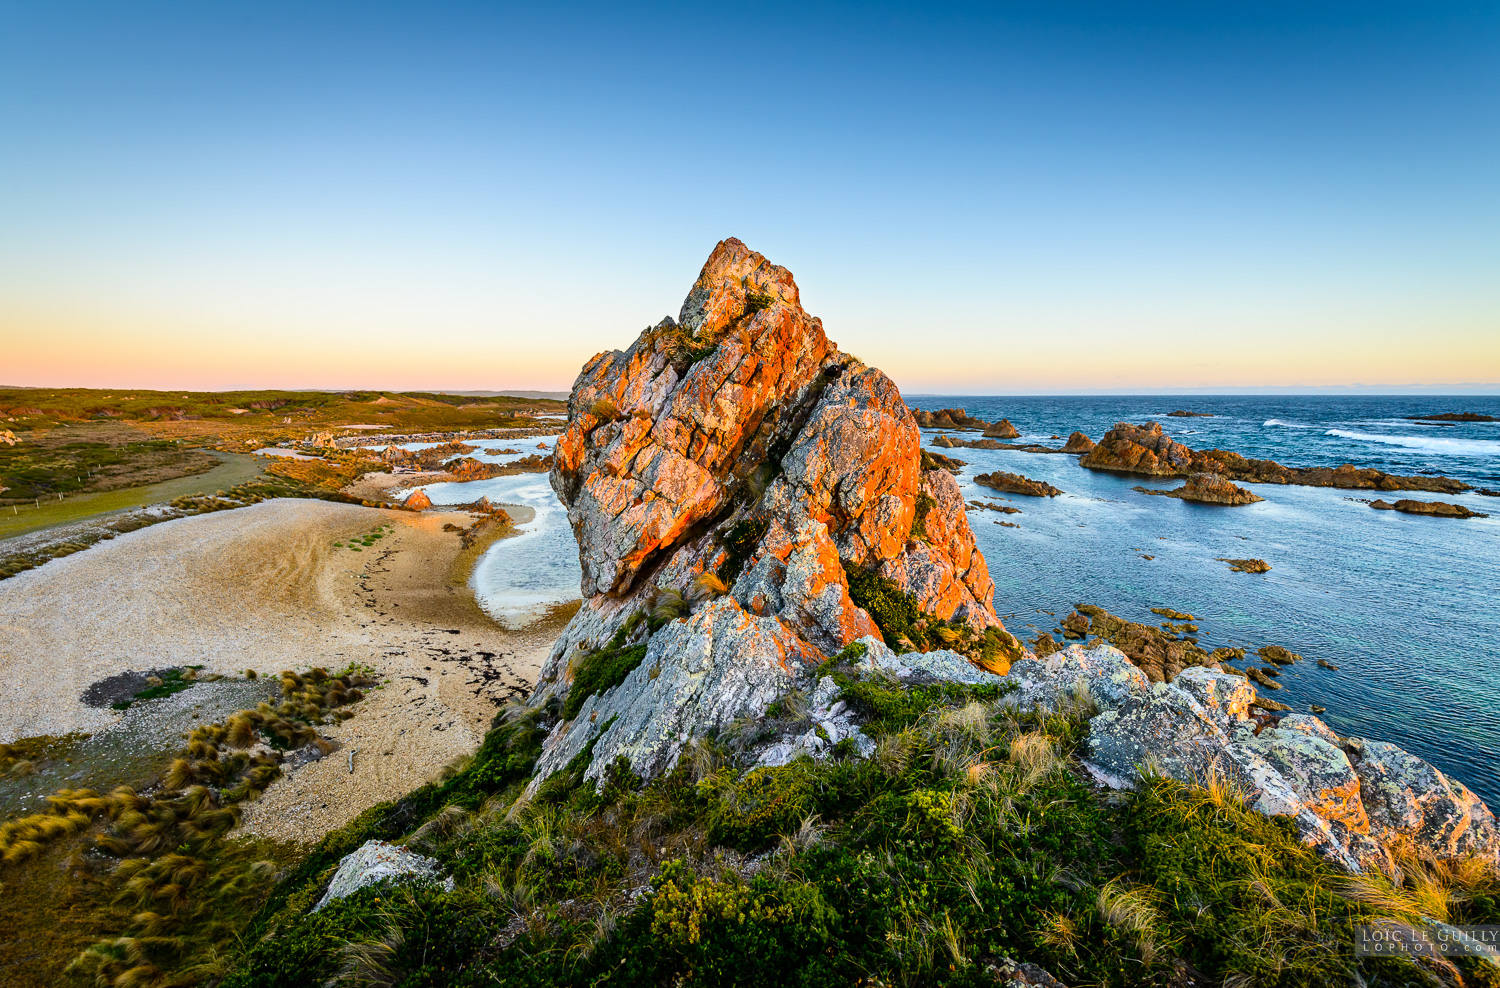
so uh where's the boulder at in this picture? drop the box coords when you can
[982,419,1021,439]
[1172,666,1255,724]
[313,840,453,912]
[853,634,1007,687]
[1236,727,1369,833]
[1342,738,1500,861]
[401,489,432,511]
[1005,643,1149,713]
[1060,431,1095,453]
[1083,683,1241,792]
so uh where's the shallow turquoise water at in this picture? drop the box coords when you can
[909,395,1500,806]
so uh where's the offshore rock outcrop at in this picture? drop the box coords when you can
[528,239,1017,789]
[974,470,1063,498]
[1369,498,1488,519]
[1081,421,1470,493]
[1133,472,1264,505]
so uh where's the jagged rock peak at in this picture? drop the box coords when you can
[531,239,1019,787]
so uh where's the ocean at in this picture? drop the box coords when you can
[400,395,1500,807]
[907,395,1500,807]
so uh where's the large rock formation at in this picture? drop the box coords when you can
[528,239,1018,788]
[1081,421,1469,493]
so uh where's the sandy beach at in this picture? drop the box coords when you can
[0,497,565,842]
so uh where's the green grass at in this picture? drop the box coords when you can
[0,451,265,540]
[96,652,1493,988]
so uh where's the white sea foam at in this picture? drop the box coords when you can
[1264,419,1310,428]
[1324,429,1500,457]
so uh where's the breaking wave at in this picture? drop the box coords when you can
[1263,419,1310,428]
[1324,429,1500,458]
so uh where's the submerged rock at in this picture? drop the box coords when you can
[1217,557,1271,573]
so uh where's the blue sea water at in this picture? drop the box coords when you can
[906,395,1500,806]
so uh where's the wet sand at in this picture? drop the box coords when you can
[0,497,565,843]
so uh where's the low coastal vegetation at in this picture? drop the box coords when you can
[0,666,376,988]
[22,646,1475,988]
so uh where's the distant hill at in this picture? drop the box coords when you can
[431,389,570,400]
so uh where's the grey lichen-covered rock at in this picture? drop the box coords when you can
[753,675,876,767]
[1072,664,1499,872]
[1342,737,1500,861]
[313,840,453,912]
[528,597,818,790]
[1234,727,1368,832]
[1277,713,1342,745]
[1005,643,1149,712]
[1082,682,1238,791]
[1172,666,1255,725]
[853,635,1007,686]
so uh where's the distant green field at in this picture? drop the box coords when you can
[0,452,265,540]
[0,387,565,437]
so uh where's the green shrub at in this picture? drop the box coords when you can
[703,764,817,850]
[563,641,648,720]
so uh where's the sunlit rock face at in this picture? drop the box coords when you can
[529,238,1013,787]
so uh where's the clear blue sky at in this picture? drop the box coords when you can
[2,1,1496,393]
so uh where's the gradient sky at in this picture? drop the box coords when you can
[1,2,1497,394]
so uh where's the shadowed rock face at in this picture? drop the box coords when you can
[532,239,1013,786]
